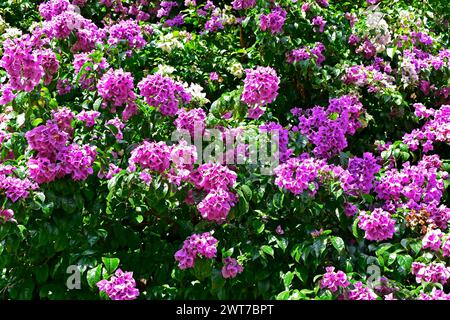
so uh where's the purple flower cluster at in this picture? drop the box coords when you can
[241,66,280,119]
[128,141,172,173]
[96,269,140,300]
[286,43,326,66]
[0,174,38,202]
[51,107,74,133]
[170,139,197,171]
[343,64,394,93]
[157,1,178,18]
[222,257,244,279]
[412,262,450,284]
[293,95,363,159]
[56,144,97,181]
[164,15,185,28]
[358,209,396,241]
[76,110,101,127]
[106,117,125,141]
[0,209,15,223]
[40,49,60,85]
[422,229,443,252]
[39,0,70,21]
[25,120,96,183]
[190,163,238,223]
[25,122,69,159]
[97,68,137,120]
[0,35,46,92]
[204,15,224,33]
[137,74,191,117]
[346,152,381,195]
[197,188,237,223]
[73,52,109,90]
[419,288,450,300]
[312,16,326,33]
[356,39,377,59]
[259,122,293,163]
[320,267,350,292]
[375,155,449,228]
[42,10,105,52]
[259,7,287,34]
[231,0,255,10]
[174,232,218,269]
[174,108,206,136]
[420,230,450,257]
[190,163,237,192]
[348,282,378,300]
[107,19,146,50]
[56,79,71,95]
[403,104,450,153]
[273,154,327,196]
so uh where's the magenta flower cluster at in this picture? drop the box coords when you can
[358,209,396,241]
[286,42,326,66]
[348,282,378,300]
[403,104,450,153]
[0,35,59,93]
[259,7,287,34]
[97,68,137,120]
[128,141,172,173]
[274,154,327,196]
[138,74,192,117]
[25,115,96,183]
[221,257,244,279]
[374,155,449,228]
[412,262,450,284]
[191,163,238,223]
[107,19,146,50]
[174,232,218,269]
[293,95,364,159]
[0,209,15,223]
[419,288,450,300]
[96,269,140,300]
[231,0,256,10]
[174,108,207,136]
[320,267,350,292]
[241,66,280,119]
[0,172,38,203]
[259,122,293,163]
[38,0,70,21]
[190,163,237,192]
[346,152,381,195]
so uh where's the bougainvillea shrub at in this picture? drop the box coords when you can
[1,0,450,300]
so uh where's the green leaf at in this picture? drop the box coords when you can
[397,255,413,271]
[32,118,44,127]
[261,245,274,257]
[352,218,362,239]
[311,239,327,258]
[102,257,120,275]
[240,185,252,201]
[410,241,422,256]
[276,290,290,300]
[283,271,294,287]
[330,236,345,253]
[87,265,103,288]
